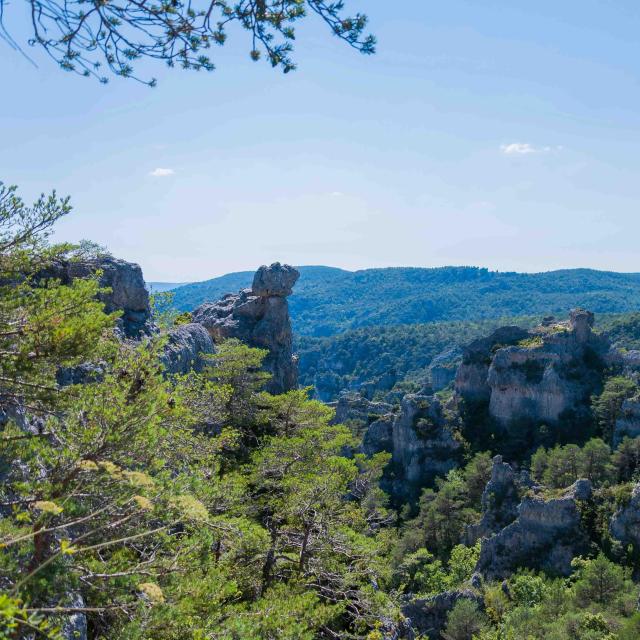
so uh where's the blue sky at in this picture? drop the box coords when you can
[2,0,640,281]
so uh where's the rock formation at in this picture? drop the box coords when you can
[42,256,152,338]
[456,310,608,431]
[355,394,462,501]
[333,392,394,432]
[192,263,299,394]
[475,479,592,579]
[159,323,215,375]
[390,395,461,497]
[427,347,462,392]
[465,455,521,544]
[610,481,640,550]
[613,397,640,446]
[402,589,483,640]
[455,326,529,403]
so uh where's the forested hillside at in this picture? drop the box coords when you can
[169,266,640,337]
[3,184,640,640]
[297,313,640,401]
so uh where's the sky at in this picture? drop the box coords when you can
[2,1,640,281]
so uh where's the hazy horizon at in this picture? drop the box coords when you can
[146,263,640,287]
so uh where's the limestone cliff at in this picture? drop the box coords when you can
[42,256,152,338]
[345,393,461,501]
[159,323,215,375]
[610,481,640,550]
[465,455,522,544]
[474,479,592,579]
[192,263,299,395]
[613,397,640,445]
[456,310,608,433]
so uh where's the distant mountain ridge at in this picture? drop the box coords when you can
[147,281,190,293]
[167,265,640,337]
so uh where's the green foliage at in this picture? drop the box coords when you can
[392,548,448,596]
[592,376,639,443]
[398,469,483,560]
[171,266,640,339]
[572,554,629,607]
[531,439,615,489]
[0,183,396,639]
[509,572,548,608]
[443,599,489,640]
[4,1,375,85]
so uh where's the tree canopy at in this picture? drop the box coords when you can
[0,0,375,84]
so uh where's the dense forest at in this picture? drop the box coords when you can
[1,183,640,640]
[296,313,640,401]
[167,266,640,337]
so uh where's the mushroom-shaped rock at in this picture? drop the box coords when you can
[251,262,299,297]
[192,263,299,395]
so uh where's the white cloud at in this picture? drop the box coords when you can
[330,191,345,197]
[500,143,562,156]
[149,167,175,177]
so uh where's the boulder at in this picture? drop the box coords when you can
[474,479,592,579]
[391,395,461,497]
[401,589,483,640]
[159,323,215,375]
[192,263,299,395]
[427,347,461,392]
[610,482,640,550]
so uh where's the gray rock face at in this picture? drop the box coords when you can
[456,310,608,430]
[391,395,461,495]
[475,480,592,579]
[251,262,299,297]
[334,392,394,426]
[613,397,640,446]
[455,326,529,402]
[160,323,215,375]
[192,263,299,394]
[610,482,640,550]
[402,589,483,640]
[362,394,462,501]
[465,455,521,544]
[42,256,152,338]
[427,347,462,392]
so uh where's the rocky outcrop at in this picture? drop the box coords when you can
[361,394,462,501]
[334,392,394,426]
[402,589,483,640]
[427,347,461,392]
[456,310,608,431]
[613,397,640,446]
[391,395,461,496]
[475,479,592,579]
[41,256,152,338]
[455,326,529,402]
[610,482,640,550]
[465,455,521,544]
[192,263,299,395]
[159,323,215,375]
